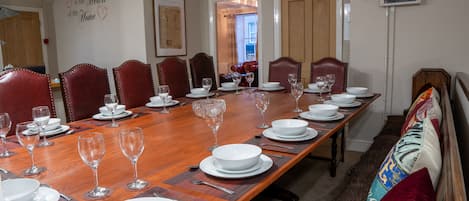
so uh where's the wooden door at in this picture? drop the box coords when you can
[0,11,44,68]
[281,0,336,83]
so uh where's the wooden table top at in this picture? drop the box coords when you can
[2,90,379,201]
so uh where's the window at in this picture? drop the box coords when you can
[235,14,257,63]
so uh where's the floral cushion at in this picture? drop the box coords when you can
[367,117,442,201]
[381,167,436,201]
[401,87,441,135]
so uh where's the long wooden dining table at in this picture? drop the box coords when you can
[2,89,379,201]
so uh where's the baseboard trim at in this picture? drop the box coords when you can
[346,139,373,152]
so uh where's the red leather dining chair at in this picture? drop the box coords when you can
[59,64,110,122]
[269,57,302,89]
[189,52,217,90]
[113,60,155,109]
[310,57,348,93]
[0,68,56,136]
[157,57,190,98]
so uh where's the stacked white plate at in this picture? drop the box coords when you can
[2,178,60,201]
[262,119,318,141]
[40,118,70,136]
[346,87,374,98]
[300,104,344,121]
[185,92,215,98]
[93,106,132,120]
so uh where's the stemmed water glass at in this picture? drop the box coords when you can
[119,127,148,190]
[246,72,255,88]
[104,94,119,128]
[326,74,336,97]
[316,76,327,102]
[232,72,242,95]
[291,83,304,112]
[32,106,54,147]
[288,73,298,85]
[202,78,212,99]
[0,113,14,157]
[192,99,226,151]
[78,132,111,199]
[158,85,170,114]
[16,121,46,176]
[254,92,270,128]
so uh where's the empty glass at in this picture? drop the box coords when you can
[246,72,255,88]
[158,85,170,114]
[326,74,336,97]
[288,73,298,85]
[232,72,242,94]
[32,106,54,147]
[16,121,46,176]
[202,78,212,99]
[192,99,226,150]
[254,92,270,128]
[0,113,14,158]
[316,76,327,102]
[119,127,148,190]
[291,83,304,112]
[78,133,111,199]
[104,94,119,127]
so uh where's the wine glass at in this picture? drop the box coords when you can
[316,76,327,102]
[0,113,14,157]
[16,121,46,176]
[119,127,148,190]
[246,72,255,88]
[288,73,298,85]
[202,78,212,99]
[78,132,111,199]
[291,83,304,112]
[254,92,270,128]
[203,99,225,150]
[158,85,170,114]
[232,72,242,95]
[32,106,54,147]
[326,74,336,97]
[104,94,119,128]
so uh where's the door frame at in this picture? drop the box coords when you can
[0,5,48,71]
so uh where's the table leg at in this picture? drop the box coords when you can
[330,132,338,177]
[340,128,345,162]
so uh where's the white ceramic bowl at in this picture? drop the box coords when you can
[191,88,209,95]
[221,82,236,89]
[99,105,126,116]
[262,82,280,88]
[331,94,356,104]
[44,118,61,131]
[308,83,319,90]
[346,87,368,95]
[271,119,308,136]
[149,95,172,104]
[308,104,339,117]
[212,144,262,171]
[2,178,40,201]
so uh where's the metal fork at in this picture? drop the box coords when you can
[191,179,234,194]
[259,143,294,150]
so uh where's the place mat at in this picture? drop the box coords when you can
[133,186,206,201]
[244,132,324,155]
[165,155,291,201]
[81,112,150,126]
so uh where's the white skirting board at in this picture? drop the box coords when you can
[346,139,373,152]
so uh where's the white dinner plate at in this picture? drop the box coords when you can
[145,100,180,108]
[304,88,330,94]
[213,158,263,174]
[347,93,374,98]
[257,86,286,91]
[299,112,345,121]
[324,100,362,108]
[126,198,174,201]
[262,127,318,142]
[41,125,70,137]
[92,110,133,120]
[217,87,245,92]
[200,154,273,179]
[34,186,60,201]
[185,92,215,98]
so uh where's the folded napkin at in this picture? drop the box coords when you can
[150,96,172,104]
[99,105,126,116]
[44,118,61,131]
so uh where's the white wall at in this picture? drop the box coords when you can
[348,0,469,151]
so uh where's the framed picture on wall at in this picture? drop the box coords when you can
[154,0,186,56]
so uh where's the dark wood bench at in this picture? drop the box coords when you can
[336,68,467,201]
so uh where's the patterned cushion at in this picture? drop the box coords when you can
[381,168,436,201]
[367,117,442,201]
[401,87,441,135]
